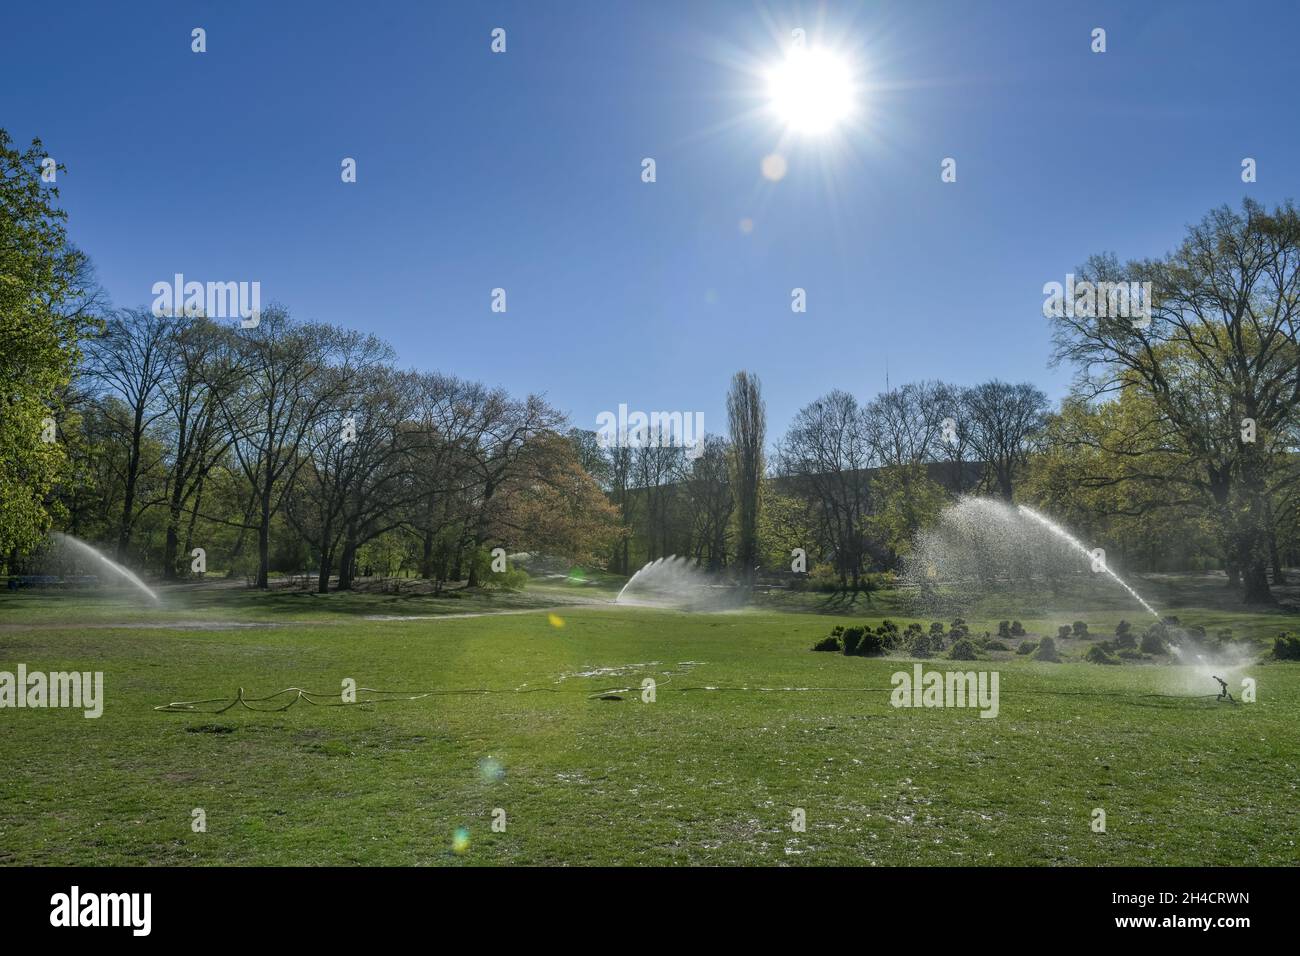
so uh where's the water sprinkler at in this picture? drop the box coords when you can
[1212,675,1235,703]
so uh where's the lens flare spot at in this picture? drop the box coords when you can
[452,827,471,855]
[478,756,505,783]
[761,153,788,181]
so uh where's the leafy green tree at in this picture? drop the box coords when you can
[0,130,101,561]
[757,486,815,572]
[1051,200,1300,604]
[867,463,948,566]
[1023,392,1218,572]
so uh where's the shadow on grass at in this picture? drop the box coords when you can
[0,578,588,625]
[176,583,574,619]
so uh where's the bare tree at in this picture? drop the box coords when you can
[405,373,482,584]
[865,381,953,466]
[684,435,733,570]
[216,306,390,588]
[82,308,174,561]
[604,442,634,574]
[961,380,1048,501]
[929,381,976,494]
[776,390,872,592]
[632,431,686,562]
[158,315,241,578]
[286,366,416,591]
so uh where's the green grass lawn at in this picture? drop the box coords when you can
[1,583,1297,866]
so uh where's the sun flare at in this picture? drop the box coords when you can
[765,46,856,135]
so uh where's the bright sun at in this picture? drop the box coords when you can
[765,47,855,135]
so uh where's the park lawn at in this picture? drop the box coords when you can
[0,575,615,627]
[2,595,1297,866]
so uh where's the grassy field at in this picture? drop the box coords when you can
[1,578,1297,866]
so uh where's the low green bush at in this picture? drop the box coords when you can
[907,632,933,659]
[857,629,886,656]
[1085,643,1119,665]
[1140,628,1166,655]
[949,638,978,660]
[1273,632,1300,661]
[1032,636,1061,662]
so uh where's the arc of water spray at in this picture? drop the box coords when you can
[50,533,161,603]
[615,555,719,609]
[617,556,688,605]
[615,558,658,604]
[1015,506,1160,619]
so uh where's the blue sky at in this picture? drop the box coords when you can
[3,0,1297,440]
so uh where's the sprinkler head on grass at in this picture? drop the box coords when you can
[1213,675,1235,703]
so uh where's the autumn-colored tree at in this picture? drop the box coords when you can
[494,431,623,565]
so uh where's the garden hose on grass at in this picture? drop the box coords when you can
[155,671,682,712]
[156,685,563,713]
[154,678,1235,714]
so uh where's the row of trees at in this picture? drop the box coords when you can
[772,380,1048,591]
[594,376,1051,593]
[5,125,1297,604]
[595,202,1300,606]
[55,306,620,590]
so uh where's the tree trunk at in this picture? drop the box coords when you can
[1265,500,1286,585]
[116,406,145,563]
[1241,561,1274,604]
[163,519,180,581]
[256,483,272,589]
[337,532,358,591]
[182,478,205,560]
[1270,530,1286,585]
[1235,531,1275,605]
[421,530,434,579]
[317,547,334,594]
